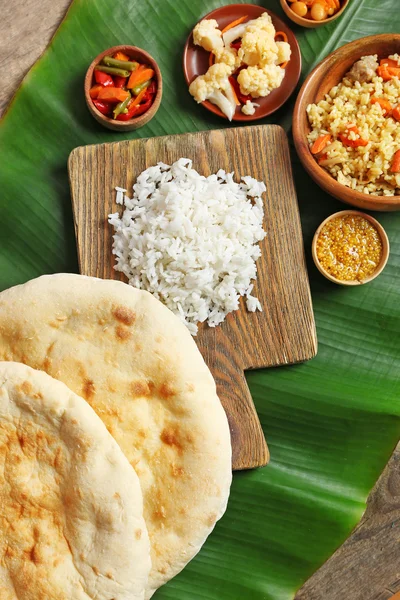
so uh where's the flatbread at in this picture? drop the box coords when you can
[0,361,151,600]
[0,274,232,597]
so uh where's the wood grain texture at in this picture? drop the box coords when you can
[68,124,317,471]
[295,447,400,600]
[0,0,70,115]
[4,1,400,596]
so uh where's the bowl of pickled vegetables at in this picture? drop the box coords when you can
[85,45,162,131]
[280,0,348,28]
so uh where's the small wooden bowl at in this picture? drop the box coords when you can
[85,45,162,131]
[312,210,390,286]
[280,0,349,28]
[293,34,400,211]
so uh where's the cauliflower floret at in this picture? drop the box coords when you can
[237,13,281,67]
[189,63,236,120]
[189,63,233,102]
[193,19,224,54]
[275,41,291,66]
[222,12,273,47]
[222,22,249,47]
[247,12,276,35]
[239,30,278,66]
[214,47,241,70]
[241,100,260,116]
[237,64,285,98]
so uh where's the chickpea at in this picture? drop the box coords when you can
[291,1,308,17]
[310,2,328,20]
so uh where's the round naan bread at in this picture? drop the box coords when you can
[0,361,150,600]
[0,274,232,597]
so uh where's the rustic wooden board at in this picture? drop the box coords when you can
[68,124,317,470]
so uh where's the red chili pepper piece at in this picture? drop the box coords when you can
[116,97,153,120]
[229,76,251,104]
[94,71,114,86]
[230,41,242,50]
[113,75,127,88]
[92,99,112,115]
[146,81,157,95]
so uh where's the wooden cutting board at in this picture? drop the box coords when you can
[68,124,317,471]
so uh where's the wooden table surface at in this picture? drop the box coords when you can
[1,2,400,599]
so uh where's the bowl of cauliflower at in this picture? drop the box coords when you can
[183,4,301,121]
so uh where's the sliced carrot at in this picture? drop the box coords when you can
[391,149,400,173]
[318,153,328,164]
[339,133,368,148]
[311,134,331,155]
[281,61,288,69]
[339,126,368,147]
[387,67,400,78]
[209,52,214,68]
[230,82,241,106]
[113,51,130,61]
[393,104,400,121]
[97,87,130,103]
[378,64,400,80]
[380,57,399,68]
[275,31,288,43]
[378,65,393,81]
[127,68,154,90]
[371,96,392,115]
[221,15,248,34]
[89,84,103,99]
[128,86,149,108]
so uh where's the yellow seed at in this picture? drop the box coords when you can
[316,215,383,282]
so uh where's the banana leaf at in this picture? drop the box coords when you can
[1,0,400,598]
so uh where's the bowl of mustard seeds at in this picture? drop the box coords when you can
[312,210,389,285]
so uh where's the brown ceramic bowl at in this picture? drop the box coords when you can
[183,4,301,121]
[312,210,390,286]
[85,45,162,131]
[293,34,400,211]
[280,0,349,29]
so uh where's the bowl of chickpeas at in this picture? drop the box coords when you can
[280,0,349,28]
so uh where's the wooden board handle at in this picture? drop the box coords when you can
[218,365,269,471]
[197,333,269,471]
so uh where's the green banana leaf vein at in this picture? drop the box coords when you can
[1,0,400,598]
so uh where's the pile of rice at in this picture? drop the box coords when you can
[307,54,400,196]
[109,159,266,335]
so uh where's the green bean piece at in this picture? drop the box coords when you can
[132,80,151,96]
[94,65,130,77]
[102,56,139,71]
[113,92,132,118]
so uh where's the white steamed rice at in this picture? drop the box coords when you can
[108,158,266,335]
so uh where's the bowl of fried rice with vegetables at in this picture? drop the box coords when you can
[293,34,400,211]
